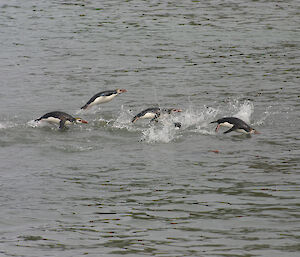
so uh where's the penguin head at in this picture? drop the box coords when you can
[161,108,182,114]
[249,128,260,134]
[116,89,127,94]
[75,118,88,124]
[168,108,182,114]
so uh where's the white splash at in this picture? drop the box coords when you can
[176,99,256,136]
[27,119,40,128]
[233,100,254,124]
[0,121,17,129]
[177,105,218,134]
[253,105,277,126]
[138,104,220,142]
[27,119,61,130]
[141,119,179,143]
[112,106,142,132]
[113,106,132,127]
[0,122,11,129]
[27,119,53,128]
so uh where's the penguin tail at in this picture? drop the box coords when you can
[81,104,89,110]
[210,120,218,124]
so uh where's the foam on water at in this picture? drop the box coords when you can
[51,144,94,153]
[0,120,19,129]
[0,122,11,129]
[27,119,57,129]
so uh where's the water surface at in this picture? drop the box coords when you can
[0,1,299,256]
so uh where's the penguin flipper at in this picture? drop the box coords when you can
[150,118,159,123]
[150,112,160,123]
[59,119,67,129]
[132,116,139,123]
[223,126,237,134]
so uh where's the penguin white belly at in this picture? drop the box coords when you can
[141,113,157,119]
[220,122,234,128]
[40,117,73,125]
[95,94,117,105]
[42,117,61,124]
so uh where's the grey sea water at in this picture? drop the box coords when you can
[0,0,299,256]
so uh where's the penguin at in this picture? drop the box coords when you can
[131,107,160,123]
[131,108,182,123]
[81,89,127,110]
[35,111,88,129]
[210,117,259,134]
[174,122,182,128]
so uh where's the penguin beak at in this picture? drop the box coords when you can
[81,119,88,124]
[254,130,260,134]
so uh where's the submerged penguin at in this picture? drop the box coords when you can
[131,107,182,123]
[210,117,259,134]
[81,89,127,110]
[35,111,88,129]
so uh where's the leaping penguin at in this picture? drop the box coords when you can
[35,111,88,129]
[210,117,259,134]
[81,89,127,110]
[131,107,160,123]
[131,108,182,123]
